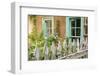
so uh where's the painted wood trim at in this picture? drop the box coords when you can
[80,17,84,43]
[66,17,71,38]
[42,18,47,37]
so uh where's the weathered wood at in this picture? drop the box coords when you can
[59,50,88,59]
[57,41,62,58]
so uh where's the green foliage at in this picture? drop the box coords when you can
[47,35,58,47]
[28,24,45,60]
[28,22,73,60]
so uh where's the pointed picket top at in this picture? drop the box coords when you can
[57,41,62,58]
[34,40,40,60]
[80,38,85,50]
[44,42,49,60]
[51,42,56,53]
[72,39,75,47]
[45,45,49,55]
[50,42,56,59]
[45,46,49,60]
[34,47,40,60]
[72,39,76,52]
[57,41,62,51]
[80,38,83,50]
[68,40,72,54]
[76,39,80,52]
[63,39,67,50]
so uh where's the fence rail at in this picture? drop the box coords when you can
[59,49,88,59]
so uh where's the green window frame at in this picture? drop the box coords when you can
[66,17,84,43]
[42,16,54,37]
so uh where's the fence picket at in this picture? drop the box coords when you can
[33,37,87,60]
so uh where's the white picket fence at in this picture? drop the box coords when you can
[33,38,88,60]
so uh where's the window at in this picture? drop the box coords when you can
[70,17,81,42]
[45,20,52,36]
[43,16,54,37]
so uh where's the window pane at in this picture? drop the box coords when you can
[71,20,75,27]
[76,18,81,27]
[71,28,75,36]
[45,20,52,35]
[76,28,80,36]
[70,18,75,27]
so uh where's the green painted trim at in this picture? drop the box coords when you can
[42,18,47,37]
[80,17,84,43]
[66,17,71,38]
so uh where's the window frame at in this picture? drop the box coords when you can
[42,16,54,37]
[70,17,82,42]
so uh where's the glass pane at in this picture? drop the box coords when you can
[76,28,80,36]
[76,18,81,27]
[71,28,75,36]
[71,20,75,27]
[70,18,75,27]
[45,20,52,35]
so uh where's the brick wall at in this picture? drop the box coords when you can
[36,16,42,33]
[54,16,66,39]
[28,15,42,33]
